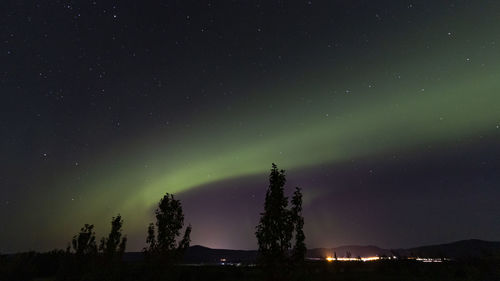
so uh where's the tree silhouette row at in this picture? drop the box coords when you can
[0,163,305,281]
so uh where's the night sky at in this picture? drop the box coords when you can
[1,0,500,253]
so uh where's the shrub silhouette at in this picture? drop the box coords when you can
[72,224,97,256]
[99,214,127,259]
[99,215,127,281]
[56,224,98,280]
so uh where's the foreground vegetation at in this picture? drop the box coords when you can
[1,164,498,281]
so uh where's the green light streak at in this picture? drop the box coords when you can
[55,62,500,239]
[48,13,500,244]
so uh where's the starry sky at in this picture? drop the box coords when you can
[1,0,500,253]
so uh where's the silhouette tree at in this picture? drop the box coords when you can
[58,224,98,281]
[145,193,192,263]
[256,164,306,280]
[72,224,97,256]
[177,223,192,253]
[256,164,292,267]
[94,215,127,281]
[291,187,306,263]
[99,215,127,259]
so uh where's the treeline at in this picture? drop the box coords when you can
[1,192,193,281]
[57,193,192,281]
[0,163,305,281]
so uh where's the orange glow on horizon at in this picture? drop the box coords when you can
[325,256,381,262]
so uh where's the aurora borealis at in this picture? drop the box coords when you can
[1,1,500,253]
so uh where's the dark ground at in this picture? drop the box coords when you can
[2,254,500,281]
[136,260,500,281]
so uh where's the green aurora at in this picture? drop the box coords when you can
[49,44,500,245]
[8,2,498,251]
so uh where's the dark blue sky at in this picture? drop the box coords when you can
[1,0,499,252]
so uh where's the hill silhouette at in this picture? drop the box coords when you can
[121,239,500,263]
[400,239,500,259]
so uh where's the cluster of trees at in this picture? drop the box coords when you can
[59,163,305,281]
[0,163,306,281]
[69,215,127,259]
[57,193,192,281]
[58,216,127,280]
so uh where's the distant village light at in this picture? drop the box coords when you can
[318,255,448,263]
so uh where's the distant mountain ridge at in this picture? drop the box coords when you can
[308,239,500,259]
[399,239,500,259]
[123,239,500,263]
